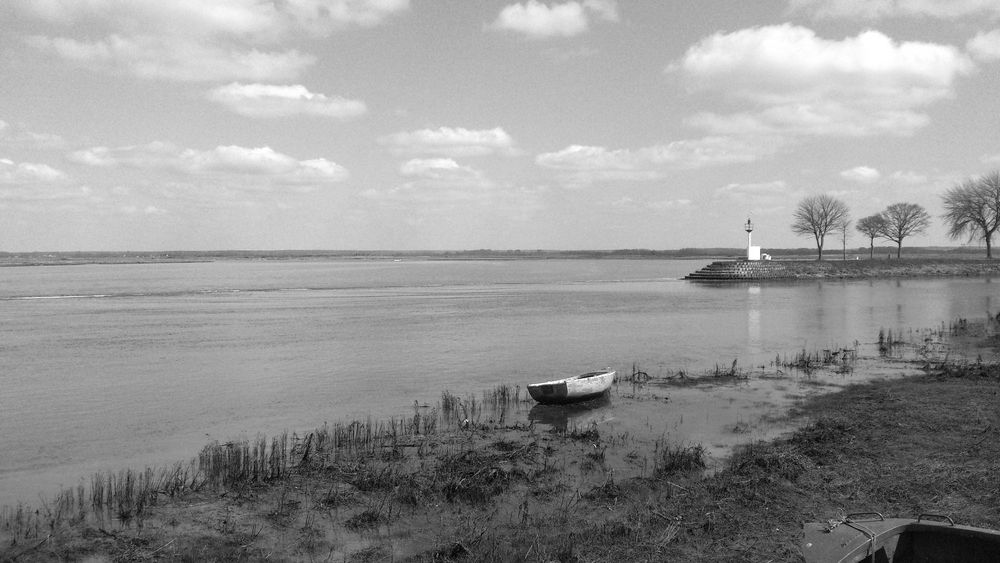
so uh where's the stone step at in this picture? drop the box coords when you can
[684,260,788,281]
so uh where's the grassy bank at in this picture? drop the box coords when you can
[2,327,998,561]
[776,257,1000,279]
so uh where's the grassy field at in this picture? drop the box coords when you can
[2,323,999,562]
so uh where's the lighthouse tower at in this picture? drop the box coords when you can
[745,218,761,260]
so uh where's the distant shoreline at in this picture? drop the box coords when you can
[0,248,993,268]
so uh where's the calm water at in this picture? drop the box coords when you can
[1,259,997,505]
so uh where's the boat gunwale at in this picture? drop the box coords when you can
[803,517,1000,563]
[526,369,615,389]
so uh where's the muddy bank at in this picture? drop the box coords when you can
[2,321,998,562]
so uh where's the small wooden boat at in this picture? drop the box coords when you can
[527,369,615,404]
[803,512,1000,562]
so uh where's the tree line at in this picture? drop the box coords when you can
[790,170,1000,260]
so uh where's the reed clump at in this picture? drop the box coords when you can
[878,327,905,355]
[711,359,746,378]
[0,461,201,546]
[482,383,522,408]
[627,363,650,383]
[653,440,706,476]
[198,432,290,490]
[779,345,858,373]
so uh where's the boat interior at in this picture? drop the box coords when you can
[805,514,1000,563]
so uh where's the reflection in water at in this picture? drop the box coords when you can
[528,393,612,432]
[747,285,762,353]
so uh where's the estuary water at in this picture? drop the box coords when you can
[1,259,997,505]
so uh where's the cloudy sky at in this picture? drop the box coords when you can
[1,0,999,251]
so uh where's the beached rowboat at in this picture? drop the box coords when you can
[803,512,1000,562]
[527,369,615,404]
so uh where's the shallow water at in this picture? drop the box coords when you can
[0,259,997,505]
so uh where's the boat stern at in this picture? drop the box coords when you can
[527,381,569,403]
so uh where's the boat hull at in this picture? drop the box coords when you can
[803,514,1000,563]
[527,370,615,404]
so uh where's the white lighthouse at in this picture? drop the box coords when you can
[745,218,762,260]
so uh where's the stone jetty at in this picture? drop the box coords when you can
[683,260,789,281]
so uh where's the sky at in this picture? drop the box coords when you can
[1,0,999,252]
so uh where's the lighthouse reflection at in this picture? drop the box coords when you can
[747,284,762,354]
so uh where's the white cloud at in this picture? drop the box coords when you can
[787,0,1000,20]
[12,0,410,38]
[611,197,692,211]
[68,147,116,167]
[982,153,1000,164]
[363,160,545,225]
[363,160,493,205]
[535,136,776,186]
[490,0,618,39]
[841,166,882,183]
[207,83,367,118]
[399,158,478,179]
[886,170,927,184]
[0,158,67,183]
[968,30,1000,61]
[715,181,793,198]
[0,119,66,149]
[379,127,517,157]
[0,158,80,203]
[536,144,639,171]
[69,142,348,184]
[27,35,314,82]
[673,25,973,138]
[648,199,692,210]
[713,181,803,213]
[14,0,408,81]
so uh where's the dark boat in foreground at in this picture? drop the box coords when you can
[803,512,1000,562]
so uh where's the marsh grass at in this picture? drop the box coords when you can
[11,347,1000,561]
[344,492,396,531]
[482,383,523,408]
[779,344,858,375]
[653,440,706,476]
[198,432,289,490]
[711,358,746,378]
[878,327,906,355]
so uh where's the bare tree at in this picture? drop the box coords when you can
[941,171,1000,258]
[791,194,850,260]
[880,202,931,258]
[856,214,887,259]
[840,219,851,260]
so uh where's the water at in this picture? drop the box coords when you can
[1,259,997,505]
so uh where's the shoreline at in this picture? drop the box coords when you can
[774,257,1000,279]
[685,257,1000,281]
[3,319,998,561]
[0,250,995,270]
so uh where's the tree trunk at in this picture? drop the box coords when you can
[869,239,874,259]
[896,242,902,258]
[987,235,993,259]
